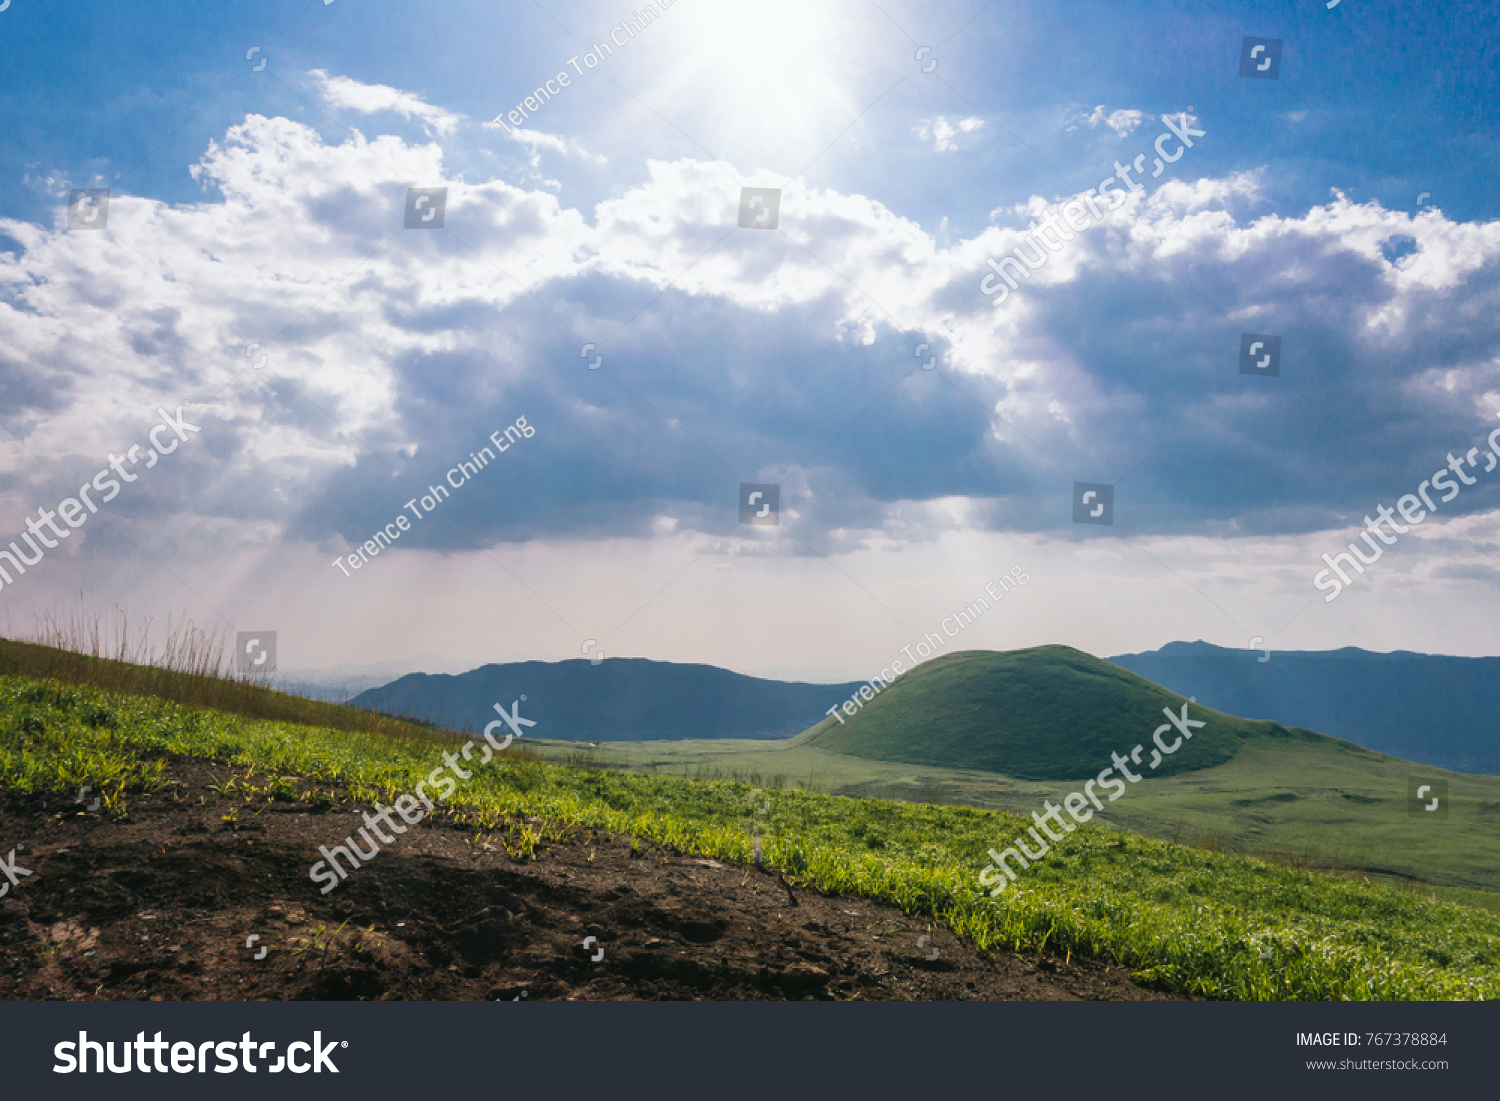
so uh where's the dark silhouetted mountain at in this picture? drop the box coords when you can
[1108,641,1500,776]
[349,658,865,742]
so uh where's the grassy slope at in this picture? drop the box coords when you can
[797,646,1331,780]
[0,637,444,745]
[2,674,1498,999]
[529,734,1500,896]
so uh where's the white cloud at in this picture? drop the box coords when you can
[309,69,460,136]
[914,116,986,153]
[481,123,607,165]
[1069,105,1146,136]
[3,105,1500,569]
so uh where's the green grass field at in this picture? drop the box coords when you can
[3,672,1499,1000]
[523,647,1500,902]
[526,734,1500,897]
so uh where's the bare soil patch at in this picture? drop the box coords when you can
[0,757,1183,1001]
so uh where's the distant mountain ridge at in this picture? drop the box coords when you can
[348,643,1500,775]
[349,658,865,742]
[1108,641,1500,775]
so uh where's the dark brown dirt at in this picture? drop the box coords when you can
[0,757,1183,1001]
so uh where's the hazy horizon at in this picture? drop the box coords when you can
[256,637,1500,697]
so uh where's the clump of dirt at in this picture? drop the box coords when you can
[0,757,1182,1001]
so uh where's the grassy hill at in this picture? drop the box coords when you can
[2,648,1499,999]
[798,645,1336,780]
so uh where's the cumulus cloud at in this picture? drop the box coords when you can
[3,94,1500,579]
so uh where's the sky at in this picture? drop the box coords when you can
[1,0,1499,683]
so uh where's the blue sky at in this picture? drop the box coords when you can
[2,0,1499,680]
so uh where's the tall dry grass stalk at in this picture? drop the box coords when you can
[0,603,454,748]
[29,604,243,681]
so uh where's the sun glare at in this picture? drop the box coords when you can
[652,0,866,173]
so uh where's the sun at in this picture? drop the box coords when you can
[645,0,869,176]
